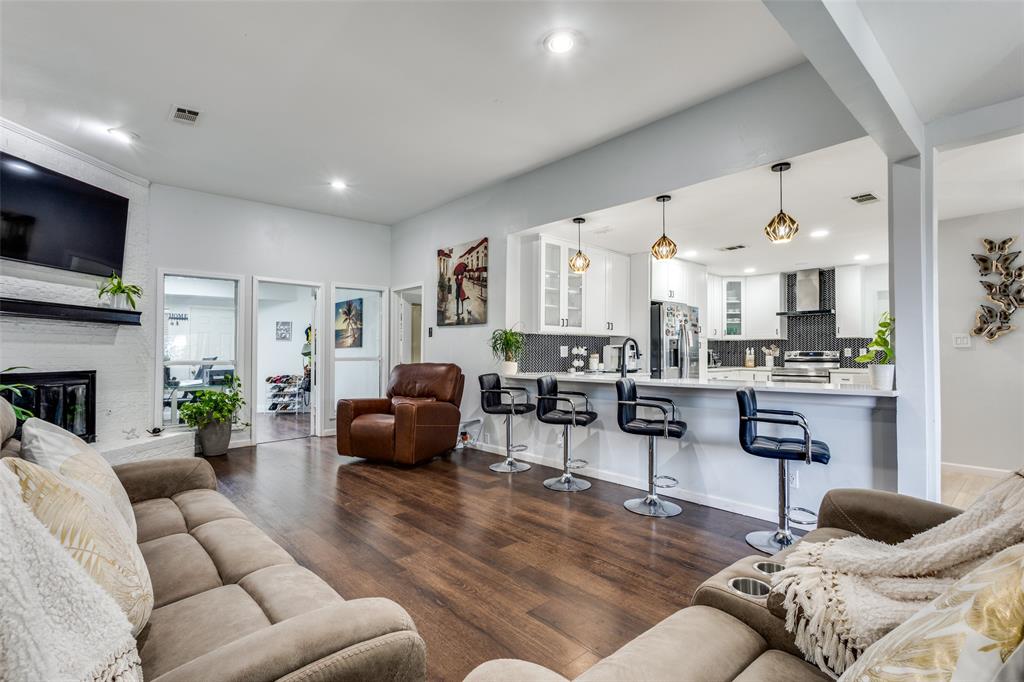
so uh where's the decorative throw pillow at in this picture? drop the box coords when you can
[19,418,136,537]
[3,457,153,636]
[840,544,1024,682]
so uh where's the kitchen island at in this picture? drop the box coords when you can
[484,371,897,523]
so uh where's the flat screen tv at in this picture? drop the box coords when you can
[1,152,129,277]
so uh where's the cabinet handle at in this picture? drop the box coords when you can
[611,322,614,331]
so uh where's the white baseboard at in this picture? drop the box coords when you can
[322,428,336,437]
[472,442,778,523]
[942,461,1011,479]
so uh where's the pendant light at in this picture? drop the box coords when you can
[568,217,591,273]
[651,195,678,260]
[764,162,799,244]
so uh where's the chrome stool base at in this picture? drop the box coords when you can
[624,494,682,518]
[490,458,531,473]
[544,473,591,492]
[746,529,795,555]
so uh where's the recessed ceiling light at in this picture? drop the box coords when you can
[107,128,138,145]
[682,250,698,258]
[853,253,870,261]
[544,30,577,54]
[744,267,757,274]
[810,229,830,238]
[330,179,347,190]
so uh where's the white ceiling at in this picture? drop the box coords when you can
[936,133,1024,221]
[859,0,1024,122]
[0,1,805,225]
[538,136,891,276]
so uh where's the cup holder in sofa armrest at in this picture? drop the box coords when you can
[727,576,770,599]
[753,561,785,576]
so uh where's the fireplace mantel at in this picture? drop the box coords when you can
[0,297,142,325]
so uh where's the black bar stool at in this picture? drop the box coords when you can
[535,376,597,492]
[479,374,535,473]
[736,387,831,553]
[615,378,686,517]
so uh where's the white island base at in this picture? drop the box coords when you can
[474,372,898,523]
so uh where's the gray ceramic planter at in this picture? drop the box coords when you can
[196,421,231,456]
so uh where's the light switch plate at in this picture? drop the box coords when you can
[952,333,972,349]
[560,345,569,357]
[844,348,852,357]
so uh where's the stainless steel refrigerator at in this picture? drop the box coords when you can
[650,302,700,379]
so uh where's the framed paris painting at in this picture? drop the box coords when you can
[437,237,487,326]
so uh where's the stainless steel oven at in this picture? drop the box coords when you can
[770,350,840,384]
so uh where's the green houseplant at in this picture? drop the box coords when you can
[855,312,895,390]
[179,375,246,456]
[0,367,34,420]
[98,271,143,310]
[490,327,526,375]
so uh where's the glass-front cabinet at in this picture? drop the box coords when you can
[538,237,585,333]
[723,278,744,338]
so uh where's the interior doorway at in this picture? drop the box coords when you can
[253,278,321,445]
[391,284,424,368]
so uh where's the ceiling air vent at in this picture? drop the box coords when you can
[169,106,200,125]
[716,244,748,252]
[850,192,879,205]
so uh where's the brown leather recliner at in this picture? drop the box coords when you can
[337,363,465,465]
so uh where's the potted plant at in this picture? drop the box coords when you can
[98,271,143,310]
[856,312,895,390]
[490,327,526,375]
[0,366,34,420]
[179,375,246,456]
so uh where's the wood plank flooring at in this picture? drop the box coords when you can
[941,465,1006,509]
[208,438,774,681]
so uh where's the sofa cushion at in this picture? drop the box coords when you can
[141,533,223,608]
[734,650,828,681]
[191,517,296,583]
[386,362,462,404]
[138,584,271,680]
[350,413,396,459]
[0,396,16,443]
[134,498,189,543]
[238,564,345,623]
[20,417,136,536]
[172,488,247,529]
[577,605,767,682]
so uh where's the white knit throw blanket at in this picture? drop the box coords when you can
[774,469,1024,679]
[0,465,143,682]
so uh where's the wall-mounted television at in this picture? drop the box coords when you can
[1,152,129,277]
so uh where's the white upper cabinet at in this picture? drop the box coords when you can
[745,274,787,339]
[835,264,889,337]
[723,278,745,338]
[650,257,705,308]
[584,250,608,335]
[536,236,585,333]
[604,251,631,335]
[706,274,723,339]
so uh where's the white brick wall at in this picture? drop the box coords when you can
[0,121,189,459]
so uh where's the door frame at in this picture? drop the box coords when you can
[251,276,325,439]
[330,281,390,423]
[390,281,425,369]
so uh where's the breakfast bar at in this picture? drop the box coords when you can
[495,372,898,522]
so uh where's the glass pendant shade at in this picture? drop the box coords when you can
[764,210,799,244]
[651,195,678,260]
[568,217,590,273]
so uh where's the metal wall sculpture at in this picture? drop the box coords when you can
[971,237,1023,341]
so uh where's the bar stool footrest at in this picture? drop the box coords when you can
[789,507,818,526]
[509,444,528,453]
[653,475,678,489]
[567,458,588,470]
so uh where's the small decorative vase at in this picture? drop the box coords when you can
[196,421,232,456]
[499,360,518,375]
[765,356,775,370]
[869,364,895,390]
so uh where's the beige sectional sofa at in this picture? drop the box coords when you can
[466,488,964,682]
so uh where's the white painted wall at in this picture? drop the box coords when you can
[390,63,877,511]
[149,184,392,438]
[938,208,1024,472]
[0,122,158,451]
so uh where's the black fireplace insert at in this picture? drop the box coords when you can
[1,370,96,442]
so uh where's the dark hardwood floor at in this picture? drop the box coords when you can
[253,411,311,444]
[208,437,773,681]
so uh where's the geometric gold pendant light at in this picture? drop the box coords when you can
[650,195,678,260]
[764,162,799,244]
[568,217,591,273]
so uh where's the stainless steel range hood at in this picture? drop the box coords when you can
[776,268,834,316]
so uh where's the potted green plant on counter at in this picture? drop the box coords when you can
[490,327,526,375]
[98,271,143,310]
[179,375,246,456]
[856,312,895,390]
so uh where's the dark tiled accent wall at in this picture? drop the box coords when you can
[519,333,611,373]
[709,268,879,368]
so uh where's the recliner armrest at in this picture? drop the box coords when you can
[152,598,425,682]
[818,488,961,544]
[113,458,216,503]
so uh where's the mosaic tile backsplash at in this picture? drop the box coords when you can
[519,334,611,373]
[709,268,878,368]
